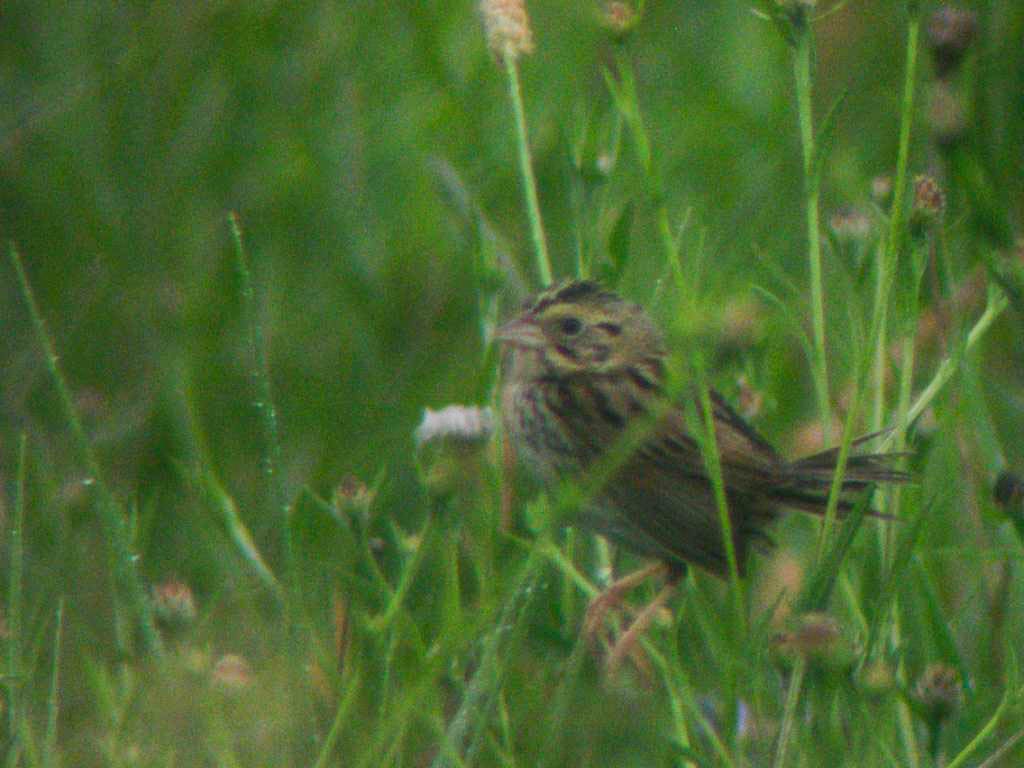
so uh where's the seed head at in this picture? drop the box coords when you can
[212,654,254,691]
[736,375,764,421]
[416,405,495,497]
[416,405,495,448]
[151,579,197,636]
[910,174,946,232]
[480,0,535,60]
[871,175,893,205]
[829,207,873,242]
[720,297,765,347]
[334,475,375,518]
[927,81,968,148]
[914,663,962,721]
[994,470,1023,509]
[927,6,979,78]
[859,659,896,697]
[772,612,853,669]
[599,2,640,40]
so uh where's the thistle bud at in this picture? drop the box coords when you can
[927,7,979,79]
[415,405,495,497]
[927,81,968,149]
[599,2,640,40]
[910,175,945,235]
[995,470,1024,544]
[829,207,873,242]
[736,375,764,421]
[995,470,1023,509]
[859,659,896,697]
[212,654,254,691]
[914,663,962,722]
[480,0,535,60]
[871,175,893,206]
[415,405,494,448]
[333,475,374,518]
[772,612,853,670]
[151,579,197,637]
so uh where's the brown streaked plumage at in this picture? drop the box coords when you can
[496,280,908,670]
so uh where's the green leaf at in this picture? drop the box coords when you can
[864,502,930,661]
[796,488,871,613]
[601,200,635,286]
[812,89,850,182]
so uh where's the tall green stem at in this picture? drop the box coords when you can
[873,9,921,435]
[793,16,830,441]
[6,435,27,762]
[503,53,553,286]
[610,46,685,294]
[773,656,807,768]
[228,214,293,609]
[8,244,162,657]
[877,9,922,765]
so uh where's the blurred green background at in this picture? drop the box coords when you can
[3,0,1024,765]
[7,0,1020,502]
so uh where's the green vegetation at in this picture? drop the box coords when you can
[3,0,1024,765]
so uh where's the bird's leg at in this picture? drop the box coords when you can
[583,561,667,641]
[604,580,677,675]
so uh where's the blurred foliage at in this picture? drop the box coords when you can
[3,0,1024,765]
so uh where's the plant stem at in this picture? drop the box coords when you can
[792,14,831,441]
[896,285,1008,434]
[8,244,162,657]
[873,6,921,435]
[228,213,294,600]
[695,368,744,627]
[773,656,807,768]
[44,598,65,766]
[610,46,684,294]
[6,435,26,764]
[431,533,546,768]
[503,52,553,286]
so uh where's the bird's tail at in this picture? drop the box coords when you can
[770,430,911,514]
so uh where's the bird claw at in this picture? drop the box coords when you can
[581,562,674,676]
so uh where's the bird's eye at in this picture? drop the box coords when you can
[559,316,583,336]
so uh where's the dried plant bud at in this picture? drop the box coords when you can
[151,579,197,636]
[789,416,842,456]
[720,297,765,347]
[859,659,896,697]
[927,6,979,78]
[334,475,375,517]
[910,175,946,234]
[212,654,254,691]
[480,0,535,60]
[736,375,764,421]
[927,81,968,148]
[994,471,1023,508]
[829,207,873,242]
[871,175,893,205]
[914,663,962,721]
[772,613,852,669]
[416,405,494,447]
[754,549,803,627]
[599,2,640,40]
[416,405,495,496]
[736,700,778,746]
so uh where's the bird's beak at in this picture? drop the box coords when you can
[494,315,546,349]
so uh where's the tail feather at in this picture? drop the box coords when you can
[789,429,911,483]
[769,431,911,515]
